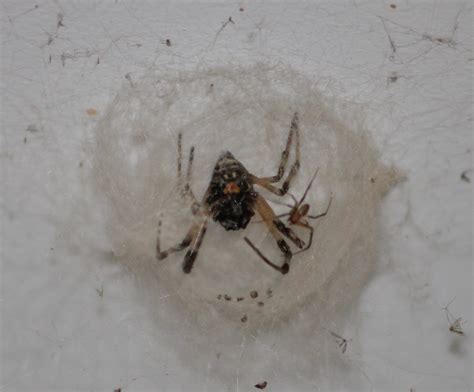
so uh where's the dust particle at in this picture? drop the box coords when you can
[86,108,98,116]
[224,294,232,301]
[23,137,27,144]
[96,285,104,298]
[57,13,64,28]
[239,7,244,12]
[388,72,399,83]
[390,4,397,9]
[250,290,258,299]
[255,381,267,389]
[266,288,272,298]
[26,124,39,133]
[461,170,471,183]
[165,39,172,47]
[237,297,244,302]
[241,315,247,322]
[217,294,222,300]
[257,302,264,307]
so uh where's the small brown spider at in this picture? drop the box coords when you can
[273,168,332,255]
[249,169,332,258]
[156,113,306,274]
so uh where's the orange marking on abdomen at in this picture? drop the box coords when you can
[224,182,240,194]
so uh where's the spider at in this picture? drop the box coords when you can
[245,169,332,268]
[269,168,332,255]
[156,113,307,274]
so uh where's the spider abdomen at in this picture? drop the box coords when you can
[204,152,258,231]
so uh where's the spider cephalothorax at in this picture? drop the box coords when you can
[156,113,330,274]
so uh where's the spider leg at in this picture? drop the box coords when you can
[293,220,314,256]
[177,133,183,190]
[266,197,295,209]
[183,146,201,214]
[245,195,304,274]
[288,193,298,205]
[256,195,304,248]
[251,212,291,224]
[244,237,289,274]
[307,195,333,219]
[177,134,200,214]
[182,218,208,273]
[297,168,319,205]
[251,112,300,196]
[156,219,195,260]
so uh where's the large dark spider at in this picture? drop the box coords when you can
[156,112,309,274]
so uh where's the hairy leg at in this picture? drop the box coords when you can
[156,220,195,260]
[182,219,208,273]
[245,195,305,274]
[252,112,300,196]
[177,133,200,213]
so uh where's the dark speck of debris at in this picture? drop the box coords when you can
[165,39,172,47]
[57,13,64,28]
[241,315,247,322]
[86,108,98,117]
[79,161,83,168]
[26,124,39,133]
[239,7,244,12]
[50,247,54,251]
[388,72,399,83]
[370,177,376,183]
[23,137,27,144]
[237,297,244,302]
[257,301,264,307]
[255,381,267,389]
[125,73,133,87]
[266,289,272,298]
[250,290,258,299]
[216,352,221,359]
[390,4,397,9]
[422,34,455,47]
[96,284,104,298]
[217,294,222,300]
[96,57,100,65]
[114,388,121,392]
[461,170,471,183]
[224,294,232,301]
[49,55,52,64]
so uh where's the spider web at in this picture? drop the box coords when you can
[88,65,400,390]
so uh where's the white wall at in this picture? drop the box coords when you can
[1,1,472,391]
